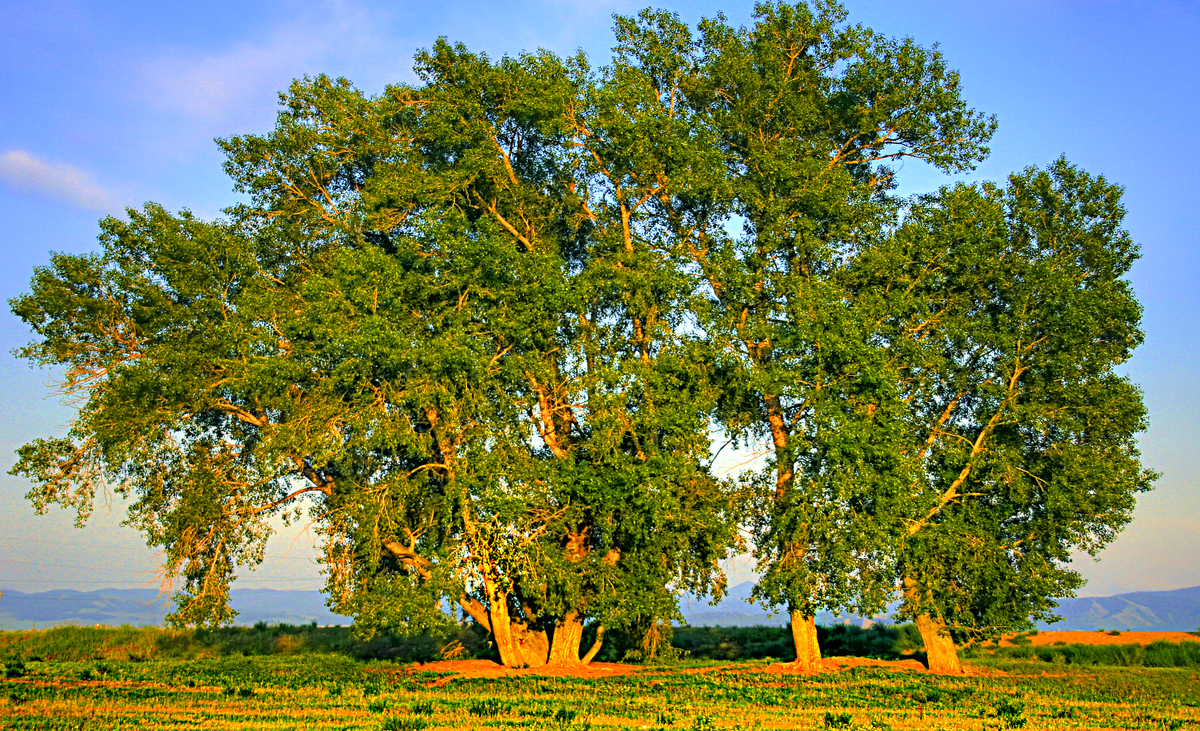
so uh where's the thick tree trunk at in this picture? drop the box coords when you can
[789,609,821,671]
[515,626,549,668]
[483,576,549,668]
[547,612,585,665]
[485,581,520,667]
[903,576,962,674]
[915,612,963,674]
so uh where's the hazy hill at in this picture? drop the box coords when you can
[0,588,351,630]
[679,582,861,628]
[1035,585,1200,631]
[3,582,1198,631]
[679,582,1200,632]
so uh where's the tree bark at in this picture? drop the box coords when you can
[485,577,520,667]
[514,625,550,668]
[483,576,549,668]
[788,609,821,671]
[915,612,963,674]
[903,577,963,674]
[581,626,605,664]
[547,612,585,665]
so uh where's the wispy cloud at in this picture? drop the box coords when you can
[136,0,403,134]
[0,150,122,212]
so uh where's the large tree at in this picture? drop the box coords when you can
[868,158,1156,673]
[618,0,995,669]
[9,40,738,667]
[9,1,1153,677]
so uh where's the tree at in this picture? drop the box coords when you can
[619,0,994,669]
[9,40,739,667]
[9,2,1153,677]
[874,158,1155,672]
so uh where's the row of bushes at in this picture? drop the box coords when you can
[0,622,492,663]
[7,622,1198,668]
[0,621,919,664]
[981,640,1200,668]
[670,623,925,661]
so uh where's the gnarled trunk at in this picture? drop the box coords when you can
[789,609,821,671]
[484,576,549,668]
[915,612,962,674]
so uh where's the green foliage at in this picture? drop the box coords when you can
[985,640,1200,668]
[687,714,716,731]
[0,623,489,663]
[993,697,1027,729]
[3,658,27,678]
[9,4,741,659]
[6,0,1152,665]
[670,622,922,661]
[670,625,793,661]
[222,684,256,698]
[409,700,436,715]
[380,717,430,731]
[887,159,1155,640]
[1,649,1198,729]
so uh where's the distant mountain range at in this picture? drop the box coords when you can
[3,582,1198,632]
[0,588,351,630]
[680,582,1200,632]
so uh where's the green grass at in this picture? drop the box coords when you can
[3,626,1200,729]
[2,637,1199,730]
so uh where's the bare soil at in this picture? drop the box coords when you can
[410,655,940,683]
[998,630,1200,647]
[410,659,644,685]
[403,632,1200,682]
[762,656,930,675]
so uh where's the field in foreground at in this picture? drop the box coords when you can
[3,650,1200,731]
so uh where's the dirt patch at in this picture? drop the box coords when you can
[404,656,950,684]
[999,631,1200,647]
[407,659,645,685]
[759,656,930,675]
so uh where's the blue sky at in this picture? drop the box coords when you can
[1,0,1197,600]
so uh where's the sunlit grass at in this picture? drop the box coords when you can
[2,648,1199,730]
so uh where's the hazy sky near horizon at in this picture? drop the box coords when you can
[1,0,1197,602]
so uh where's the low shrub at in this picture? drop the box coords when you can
[988,640,1200,667]
[670,623,922,661]
[0,622,491,663]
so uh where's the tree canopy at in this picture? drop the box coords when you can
[9,0,1153,672]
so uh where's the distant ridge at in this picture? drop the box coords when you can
[1036,586,1200,632]
[678,582,1200,632]
[3,583,1198,631]
[0,588,351,630]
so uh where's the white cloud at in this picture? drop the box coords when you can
[0,150,122,212]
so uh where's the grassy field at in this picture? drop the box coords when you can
[2,627,1199,730]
